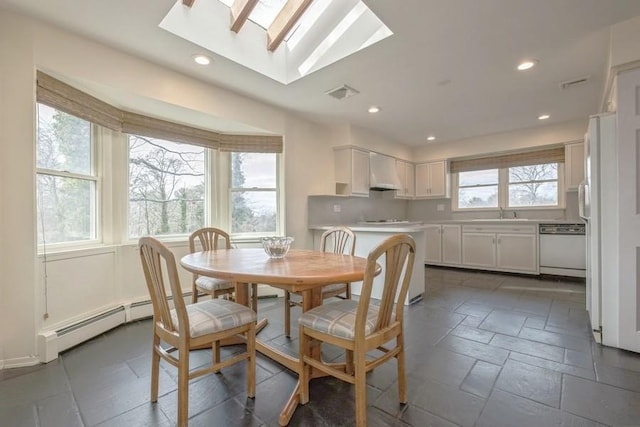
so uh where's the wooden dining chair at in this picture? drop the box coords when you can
[298,233,415,427]
[139,237,257,427]
[189,227,258,311]
[284,226,356,337]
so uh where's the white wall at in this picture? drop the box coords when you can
[610,15,640,69]
[412,119,587,162]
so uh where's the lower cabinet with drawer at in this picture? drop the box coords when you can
[426,223,538,275]
[462,224,538,274]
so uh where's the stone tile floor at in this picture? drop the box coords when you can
[2,267,640,426]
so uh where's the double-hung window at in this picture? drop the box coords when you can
[457,169,499,209]
[452,147,564,211]
[229,152,279,236]
[36,103,98,245]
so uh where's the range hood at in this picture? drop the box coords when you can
[369,152,402,191]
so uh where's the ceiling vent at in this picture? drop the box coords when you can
[325,84,360,100]
[559,75,590,90]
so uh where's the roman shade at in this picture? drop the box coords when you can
[36,71,283,153]
[450,147,565,173]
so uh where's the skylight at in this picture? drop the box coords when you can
[218,0,286,30]
[160,0,393,84]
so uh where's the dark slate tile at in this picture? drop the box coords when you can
[460,315,484,328]
[157,372,244,423]
[0,403,38,427]
[242,370,297,427]
[594,361,640,393]
[592,342,640,372]
[513,296,552,316]
[399,404,460,427]
[518,327,591,352]
[509,351,595,380]
[287,377,385,427]
[37,391,83,427]
[0,361,70,410]
[454,302,493,318]
[460,360,502,398]
[408,378,485,427]
[562,374,640,426]
[404,324,452,348]
[437,335,509,366]
[524,316,547,329]
[450,324,495,344]
[490,334,565,362]
[494,359,561,408]
[564,348,594,370]
[418,307,466,329]
[96,403,172,427]
[405,346,475,387]
[189,397,263,427]
[479,310,527,336]
[476,389,604,427]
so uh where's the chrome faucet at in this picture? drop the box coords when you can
[499,207,504,219]
[512,211,517,218]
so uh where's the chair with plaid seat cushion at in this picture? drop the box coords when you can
[298,233,415,427]
[189,227,258,310]
[139,236,257,427]
[284,226,356,337]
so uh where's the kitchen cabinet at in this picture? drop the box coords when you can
[334,147,370,197]
[565,142,585,191]
[424,224,461,265]
[395,160,415,199]
[424,225,442,263]
[461,224,538,274]
[415,160,449,198]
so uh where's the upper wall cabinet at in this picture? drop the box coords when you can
[415,160,450,198]
[565,142,585,191]
[334,147,370,197]
[395,160,415,199]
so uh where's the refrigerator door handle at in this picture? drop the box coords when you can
[578,181,587,220]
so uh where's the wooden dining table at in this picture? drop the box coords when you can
[180,247,376,426]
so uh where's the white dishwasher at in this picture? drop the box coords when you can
[539,223,586,278]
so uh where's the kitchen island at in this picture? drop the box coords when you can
[309,222,426,305]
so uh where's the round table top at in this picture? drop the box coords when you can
[180,248,374,291]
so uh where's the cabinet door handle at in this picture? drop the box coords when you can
[497,238,501,244]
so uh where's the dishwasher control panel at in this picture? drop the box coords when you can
[539,223,585,235]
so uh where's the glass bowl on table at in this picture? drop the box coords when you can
[261,236,294,259]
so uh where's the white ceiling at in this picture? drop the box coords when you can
[2,0,640,146]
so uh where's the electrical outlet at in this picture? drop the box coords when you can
[437,204,445,211]
[333,204,341,213]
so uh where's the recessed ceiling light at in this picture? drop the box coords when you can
[427,136,436,141]
[517,59,538,71]
[368,106,380,113]
[538,114,550,120]
[193,54,211,65]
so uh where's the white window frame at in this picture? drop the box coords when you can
[126,135,208,241]
[36,105,101,251]
[224,152,283,241]
[453,163,565,212]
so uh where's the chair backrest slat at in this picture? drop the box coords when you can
[139,237,189,335]
[354,234,415,336]
[321,226,356,255]
[189,227,232,253]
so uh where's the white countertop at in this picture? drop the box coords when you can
[309,218,585,232]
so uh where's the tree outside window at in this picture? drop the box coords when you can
[508,164,558,207]
[230,152,277,234]
[128,136,205,237]
[36,104,96,245]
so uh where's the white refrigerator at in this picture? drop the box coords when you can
[579,113,618,345]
